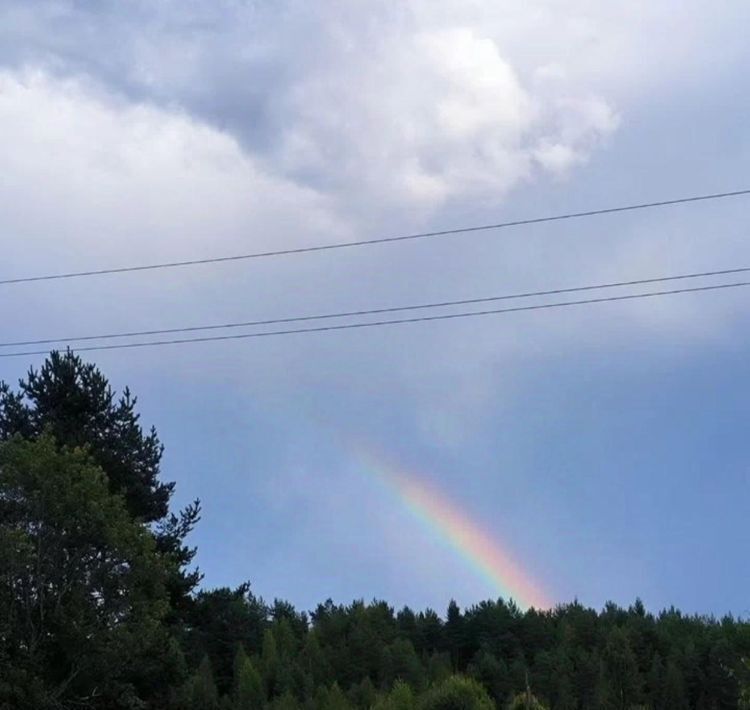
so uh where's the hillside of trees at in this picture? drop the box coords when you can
[1,352,748,709]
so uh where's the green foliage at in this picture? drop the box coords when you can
[421,675,494,710]
[0,351,201,618]
[468,649,510,705]
[0,351,171,521]
[272,691,300,710]
[427,652,453,685]
[300,632,332,688]
[739,658,750,710]
[188,585,267,693]
[0,436,180,709]
[262,628,281,697]
[188,655,220,710]
[602,627,641,709]
[348,676,377,709]
[376,680,415,710]
[316,682,351,710]
[234,645,264,709]
[381,637,427,691]
[3,354,750,709]
[663,659,688,710]
[507,689,549,709]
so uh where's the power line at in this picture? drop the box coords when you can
[1,279,747,358]
[2,265,749,349]
[1,188,748,286]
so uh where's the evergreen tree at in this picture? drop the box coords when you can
[739,658,750,710]
[647,653,665,710]
[510,655,530,697]
[299,632,331,688]
[467,648,511,706]
[273,619,300,697]
[348,677,376,709]
[427,652,453,685]
[0,352,201,616]
[445,600,466,670]
[705,638,740,709]
[663,659,688,710]
[602,627,641,709]
[262,628,280,698]
[187,584,268,693]
[189,656,220,710]
[234,645,265,710]
[380,637,426,690]
[0,351,171,521]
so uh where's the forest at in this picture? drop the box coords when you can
[1,351,748,709]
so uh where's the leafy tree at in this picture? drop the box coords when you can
[0,436,182,709]
[0,351,201,616]
[373,680,415,710]
[421,675,494,710]
[507,689,549,709]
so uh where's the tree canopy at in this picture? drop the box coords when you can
[1,353,748,708]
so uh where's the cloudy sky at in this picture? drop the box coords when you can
[1,1,749,615]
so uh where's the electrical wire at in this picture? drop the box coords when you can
[1,189,748,286]
[1,279,747,358]
[1,265,748,349]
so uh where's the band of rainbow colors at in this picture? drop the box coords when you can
[360,450,551,610]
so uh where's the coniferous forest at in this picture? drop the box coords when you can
[1,352,748,710]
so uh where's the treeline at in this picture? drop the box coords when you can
[0,352,748,709]
[181,587,750,710]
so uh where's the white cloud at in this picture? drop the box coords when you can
[5,0,748,214]
[270,22,618,207]
[2,2,750,612]
[0,69,343,265]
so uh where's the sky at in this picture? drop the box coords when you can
[1,0,749,616]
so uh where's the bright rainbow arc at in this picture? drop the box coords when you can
[360,451,551,611]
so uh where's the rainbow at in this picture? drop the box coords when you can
[359,450,551,610]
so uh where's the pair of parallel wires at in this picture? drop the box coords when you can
[2,189,749,357]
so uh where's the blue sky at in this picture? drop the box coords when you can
[1,0,749,616]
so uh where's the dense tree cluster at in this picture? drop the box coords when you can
[174,593,750,710]
[0,352,748,709]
